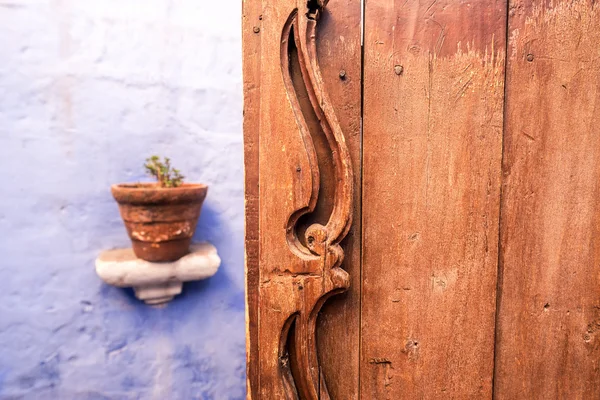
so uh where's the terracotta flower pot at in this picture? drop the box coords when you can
[112,183,208,262]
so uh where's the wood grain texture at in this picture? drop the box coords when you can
[243,0,361,398]
[313,1,362,399]
[361,0,506,398]
[494,1,600,398]
[242,0,262,398]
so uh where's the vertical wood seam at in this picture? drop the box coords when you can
[358,0,366,399]
[491,1,512,398]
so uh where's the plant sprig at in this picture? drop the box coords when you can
[144,155,185,188]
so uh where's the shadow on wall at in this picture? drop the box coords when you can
[91,200,246,399]
[179,201,244,308]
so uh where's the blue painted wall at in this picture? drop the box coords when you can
[0,1,245,398]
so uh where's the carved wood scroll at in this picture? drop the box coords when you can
[255,0,354,398]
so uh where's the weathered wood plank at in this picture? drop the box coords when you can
[313,1,362,399]
[242,0,262,398]
[361,1,507,398]
[494,1,600,398]
[243,0,361,398]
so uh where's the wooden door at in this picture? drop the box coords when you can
[243,0,600,398]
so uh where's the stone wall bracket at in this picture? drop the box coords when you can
[95,242,220,305]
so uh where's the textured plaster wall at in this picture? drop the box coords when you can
[0,1,245,398]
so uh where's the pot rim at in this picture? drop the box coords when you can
[112,182,208,191]
[112,182,208,205]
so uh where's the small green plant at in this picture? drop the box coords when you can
[144,155,185,188]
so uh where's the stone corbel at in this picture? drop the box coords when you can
[95,242,220,305]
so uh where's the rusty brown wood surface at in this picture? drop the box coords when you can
[313,1,362,399]
[360,0,507,398]
[242,0,262,398]
[243,0,361,398]
[494,1,600,398]
[245,0,600,398]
